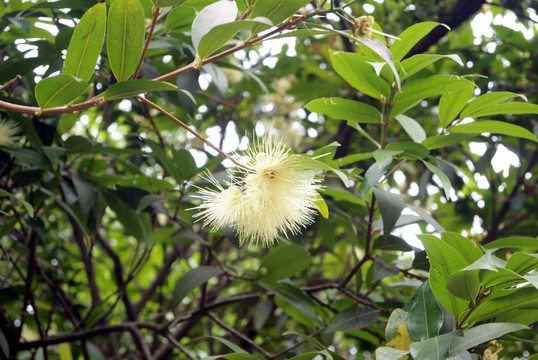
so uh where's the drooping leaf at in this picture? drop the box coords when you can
[63,2,106,81]
[450,120,538,143]
[372,187,404,237]
[449,323,528,357]
[102,79,178,100]
[305,97,381,123]
[407,281,443,341]
[258,244,311,283]
[358,38,401,91]
[35,74,88,109]
[422,160,452,199]
[107,0,145,81]
[395,114,427,142]
[358,157,392,198]
[250,0,310,34]
[172,266,223,308]
[191,0,238,52]
[324,306,379,333]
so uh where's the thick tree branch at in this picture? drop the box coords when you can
[404,0,486,59]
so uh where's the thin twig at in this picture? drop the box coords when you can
[164,333,197,360]
[132,7,161,80]
[136,95,242,166]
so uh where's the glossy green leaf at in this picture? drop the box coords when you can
[421,134,477,149]
[483,236,538,250]
[154,0,186,8]
[460,91,527,119]
[258,244,311,283]
[391,22,449,61]
[102,79,178,100]
[446,269,480,301]
[506,252,538,275]
[440,232,483,264]
[165,6,195,31]
[391,75,473,117]
[63,3,106,81]
[294,155,350,188]
[324,306,379,333]
[401,54,463,79]
[145,139,183,184]
[314,193,329,219]
[359,38,401,91]
[450,120,538,143]
[305,97,381,123]
[386,141,430,159]
[375,347,409,360]
[417,234,470,318]
[465,287,538,325]
[250,0,310,34]
[172,266,223,308]
[191,0,238,52]
[107,0,145,81]
[409,331,460,360]
[449,323,528,357]
[103,193,152,244]
[422,161,452,199]
[395,114,427,142]
[373,235,413,251]
[0,146,53,172]
[479,267,525,290]
[358,157,391,198]
[330,51,391,99]
[495,309,538,325]
[372,187,404,237]
[438,81,474,128]
[373,149,401,166]
[372,255,400,282]
[35,74,88,109]
[197,18,271,59]
[407,281,443,341]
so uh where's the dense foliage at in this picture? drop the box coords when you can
[0,0,537,359]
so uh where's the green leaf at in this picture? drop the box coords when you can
[102,79,178,100]
[407,281,443,341]
[294,155,350,188]
[450,120,538,143]
[63,3,106,81]
[258,244,311,283]
[330,51,391,99]
[250,0,310,34]
[305,97,381,123]
[59,343,73,360]
[165,5,195,31]
[373,149,402,166]
[438,81,475,128]
[440,232,483,264]
[449,323,528,357]
[0,189,34,217]
[465,287,538,325]
[417,234,469,318]
[314,193,329,219]
[35,74,88,109]
[483,236,538,250]
[372,255,400,282]
[409,331,460,360]
[460,91,528,119]
[373,235,413,251]
[172,266,223,308]
[391,22,449,61]
[375,347,409,360]
[358,157,391,198]
[259,281,322,326]
[146,139,183,184]
[197,19,271,59]
[42,146,66,169]
[446,269,480,301]
[395,114,427,142]
[191,0,238,52]
[506,252,538,275]
[391,75,473,117]
[154,0,186,7]
[324,306,379,333]
[358,38,401,91]
[385,308,411,350]
[422,161,452,199]
[0,146,53,172]
[401,54,463,79]
[479,267,526,290]
[372,187,404,237]
[107,0,145,81]
[421,134,477,149]
[173,148,199,180]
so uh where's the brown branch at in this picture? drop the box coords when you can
[136,95,242,166]
[127,324,153,360]
[0,75,22,92]
[208,312,272,358]
[404,0,486,59]
[17,322,163,350]
[164,333,197,360]
[132,7,161,80]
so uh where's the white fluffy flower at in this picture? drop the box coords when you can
[0,120,21,147]
[191,135,322,247]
